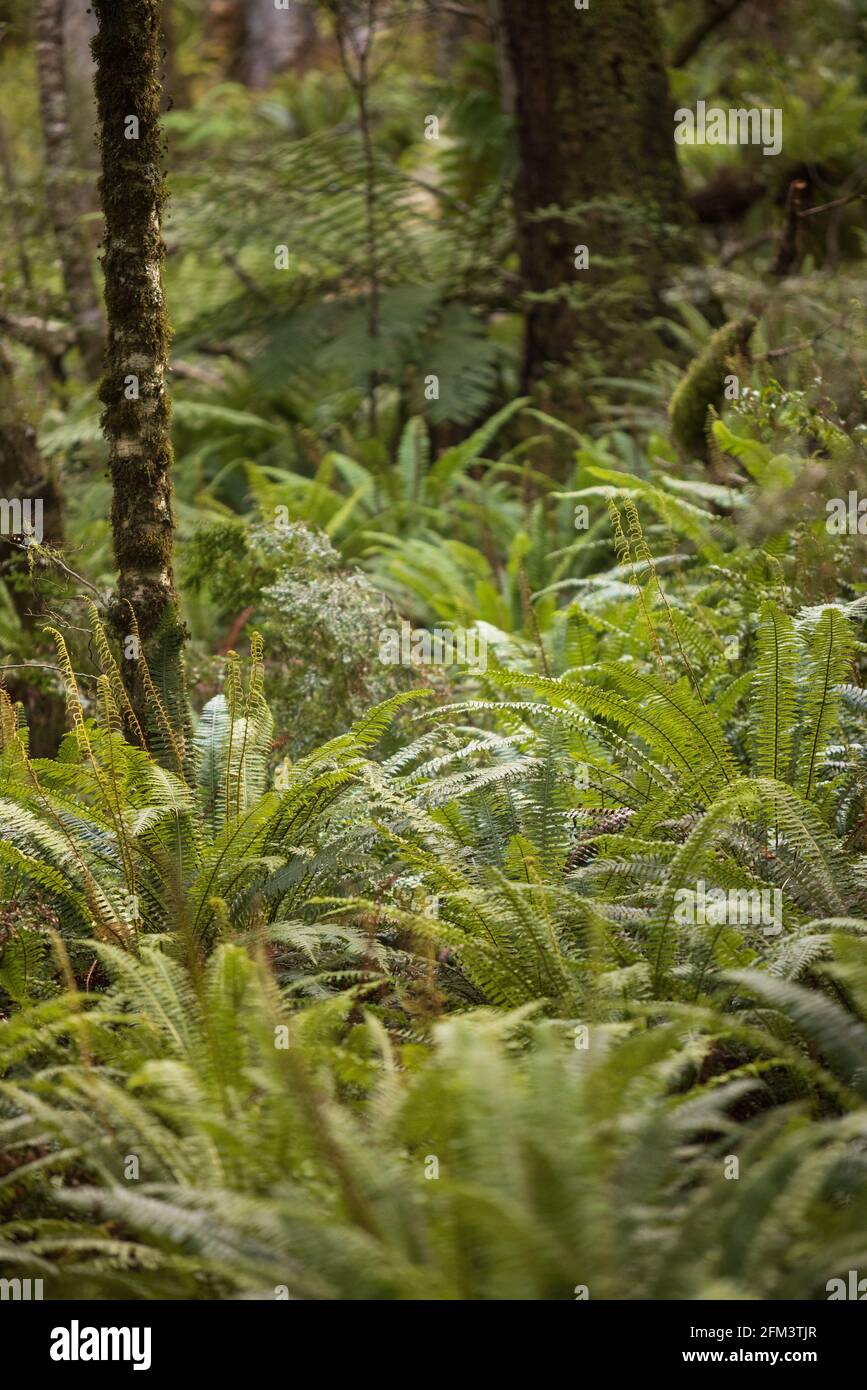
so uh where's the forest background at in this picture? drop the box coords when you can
[1,0,867,1302]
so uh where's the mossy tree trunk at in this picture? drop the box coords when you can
[0,347,68,754]
[0,353,65,560]
[35,0,104,378]
[498,0,695,396]
[92,0,186,733]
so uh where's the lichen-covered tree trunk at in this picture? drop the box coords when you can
[35,0,103,378]
[75,1,190,115]
[92,0,186,732]
[498,0,695,395]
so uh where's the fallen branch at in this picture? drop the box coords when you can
[0,662,99,682]
[757,312,851,362]
[0,310,75,358]
[719,229,773,267]
[170,359,227,388]
[215,606,256,656]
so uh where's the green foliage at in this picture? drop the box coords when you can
[183,519,413,756]
[2,491,867,1297]
[3,931,867,1299]
[5,0,867,1304]
[167,82,515,431]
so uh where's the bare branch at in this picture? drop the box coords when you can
[672,0,748,70]
[718,230,773,268]
[0,310,75,359]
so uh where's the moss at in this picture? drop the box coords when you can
[91,1,184,722]
[501,0,697,390]
[669,316,757,463]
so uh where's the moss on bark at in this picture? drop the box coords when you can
[0,347,68,755]
[92,0,185,728]
[499,0,696,396]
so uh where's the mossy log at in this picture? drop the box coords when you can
[668,316,757,463]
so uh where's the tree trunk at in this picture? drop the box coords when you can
[62,0,98,172]
[205,0,319,86]
[35,0,104,378]
[92,0,186,738]
[0,348,68,755]
[160,0,193,108]
[428,0,484,78]
[0,113,34,292]
[491,0,516,117]
[0,351,65,594]
[498,0,695,394]
[205,0,246,79]
[244,0,319,88]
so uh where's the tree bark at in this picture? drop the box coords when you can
[0,348,68,755]
[35,0,104,378]
[491,0,516,117]
[62,0,99,171]
[244,0,319,88]
[160,1,193,109]
[205,0,319,85]
[92,0,186,734]
[205,0,246,79]
[0,351,65,592]
[0,114,34,292]
[427,0,486,78]
[498,0,695,394]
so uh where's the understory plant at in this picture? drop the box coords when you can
[2,473,867,1299]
